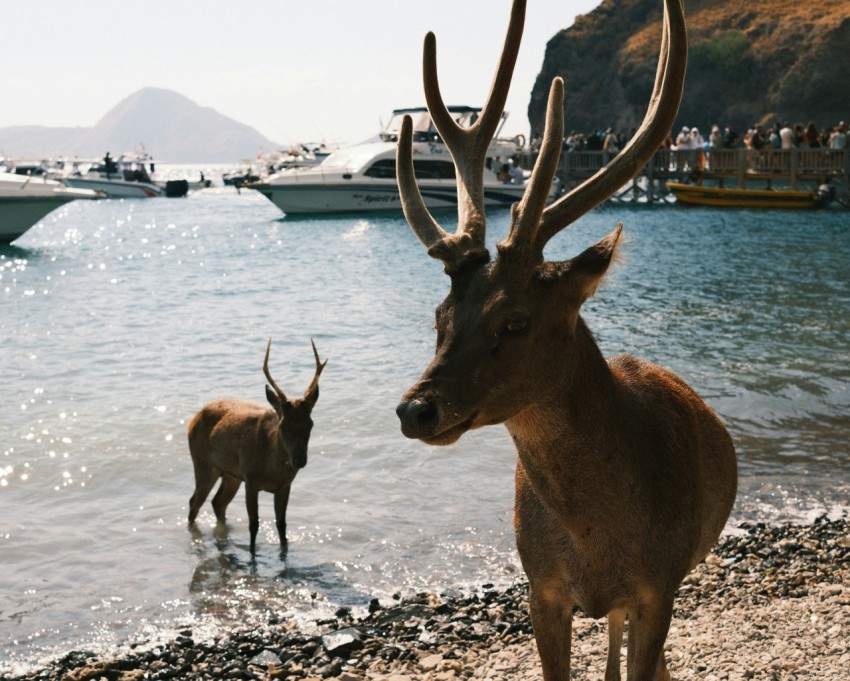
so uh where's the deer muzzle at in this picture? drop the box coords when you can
[396,398,440,439]
[286,444,308,470]
[396,392,478,445]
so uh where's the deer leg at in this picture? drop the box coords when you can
[211,475,241,522]
[273,485,291,546]
[625,597,673,681]
[245,484,260,554]
[188,470,219,523]
[528,579,574,681]
[605,607,626,681]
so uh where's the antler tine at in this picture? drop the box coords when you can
[263,338,287,402]
[397,115,451,253]
[303,338,328,400]
[424,0,525,151]
[499,76,565,257]
[418,0,526,252]
[536,0,687,248]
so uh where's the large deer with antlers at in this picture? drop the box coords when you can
[188,339,327,554]
[394,1,737,678]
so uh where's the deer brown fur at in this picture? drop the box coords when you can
[188,339,327,553]
[394,1,737,679]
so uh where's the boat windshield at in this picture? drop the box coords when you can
[319,148,387,173]
[382,110,441,142]
[380,108,507,143]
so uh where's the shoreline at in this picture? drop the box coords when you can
[6,517,848,681]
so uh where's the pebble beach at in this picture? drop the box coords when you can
[7,517,848,681]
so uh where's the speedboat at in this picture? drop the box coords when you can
[248,106,549,215]
[58,153,164,198]
[667,181,819,209]
[0,172,104,244]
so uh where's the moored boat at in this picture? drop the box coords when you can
[247,106,550,216]
[667,181,819,209]
[58,152,165,198]
[0,172,104,244]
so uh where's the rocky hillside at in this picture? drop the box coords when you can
[0,88,280,163]
[528,0,850,136]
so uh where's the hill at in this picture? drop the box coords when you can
[0,88,281,163]
[528,0,850,136]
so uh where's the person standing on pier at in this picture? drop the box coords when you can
[829,122,847,149]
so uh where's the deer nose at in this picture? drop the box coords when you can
[396,398,439,438]
[289,447,308,470]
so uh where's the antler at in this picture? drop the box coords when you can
[400,0,685,265]
[499,75,565,261]
[525,0,687,253]
[398,0,527,271]
[264,338,328,408]
[303,338,328,403]
[263,338,287,403]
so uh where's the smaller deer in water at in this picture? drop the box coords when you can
[187,339,327,553]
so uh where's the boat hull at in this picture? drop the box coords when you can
[63,177,164,199]
[251,180,527,215]
[0,175,103,243]
[667,182,818,209]
[0,197,74,242]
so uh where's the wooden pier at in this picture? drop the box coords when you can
[522,148,849,207]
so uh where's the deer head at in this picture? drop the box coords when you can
[395,0,686,444]
[264,338,327,468]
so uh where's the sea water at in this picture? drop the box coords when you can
[1,181,848,673]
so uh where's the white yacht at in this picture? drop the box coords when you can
[248,107,548,216]
[0,172,104,244]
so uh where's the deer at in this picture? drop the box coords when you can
[393,1,737,679]
[187,339,327,554]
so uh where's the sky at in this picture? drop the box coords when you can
[2,0,601,149]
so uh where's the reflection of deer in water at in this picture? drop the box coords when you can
[393,1,737,678]
[188,339,327,554]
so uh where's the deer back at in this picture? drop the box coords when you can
[192,398,298,491]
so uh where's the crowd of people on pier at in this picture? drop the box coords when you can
[552,119,847,154]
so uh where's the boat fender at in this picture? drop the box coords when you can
[514,134,526,148]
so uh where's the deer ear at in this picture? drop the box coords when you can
[266,385,283,415]
[562,224,623,304]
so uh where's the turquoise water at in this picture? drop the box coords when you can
[1,186,848,673]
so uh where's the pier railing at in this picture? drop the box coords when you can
[519,147,849,205]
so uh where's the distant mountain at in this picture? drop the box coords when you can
[528,0,850,136]
[0,88,281,163]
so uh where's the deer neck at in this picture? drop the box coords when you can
[263,412,288,463]
[505,316,622,516]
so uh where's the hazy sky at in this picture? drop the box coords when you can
[3,1,601,149]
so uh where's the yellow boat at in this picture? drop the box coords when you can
[667,181,819,209]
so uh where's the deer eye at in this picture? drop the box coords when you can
[502,318,528,335]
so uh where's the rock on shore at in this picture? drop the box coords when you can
[7,517,848,681]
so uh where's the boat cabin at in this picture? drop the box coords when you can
[318,145,459,181]
[71,155,155,183]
